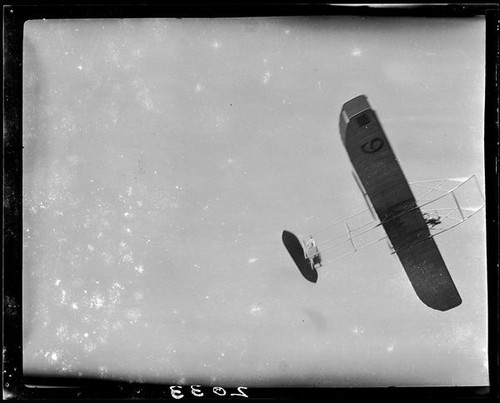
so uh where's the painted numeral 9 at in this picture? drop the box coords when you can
[360,137,384,154]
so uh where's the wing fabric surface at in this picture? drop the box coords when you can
[339,95,462,311]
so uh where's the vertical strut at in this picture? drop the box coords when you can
[473,175,485,203]
[451,191,465,221]
[345,222,357,251]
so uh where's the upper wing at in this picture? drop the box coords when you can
[339,95,462,311]
[308,175,484,264]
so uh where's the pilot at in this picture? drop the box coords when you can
[305,236,322,268]
[426,216,441,228]
[305,236,316,250]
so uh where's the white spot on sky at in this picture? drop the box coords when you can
[127,186,133,197]
[351,48,362,57]
[71,302,79,310]
[134,265,144,274]
[195,83,203,93]
[387,345,394,352]
[67,155,79,165]
[352,325,365,335]
[132,48,143,59]
[84,343,97,353]
[112,282,124,291]
[211,41,221,49]
[122,252,134,264]
[137,87,154,111]
[214,115,228,129]
[262,71,271,85]
[98,366,108,378]
[102,251,114,264]
[56,324,68,341]
[112,321,124,331]
[248,257,258,264]
[77,65,83,70]
[55,279,61,286]
[285,29,290,34]
[50,352,58,362]
[90,294,105,310]
[250,305,262,316]
[126,309,142,324]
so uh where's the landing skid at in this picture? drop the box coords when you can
[282,230,318,283]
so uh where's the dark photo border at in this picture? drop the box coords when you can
[3,2,499,401]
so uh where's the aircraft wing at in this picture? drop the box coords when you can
[339,95,462,311]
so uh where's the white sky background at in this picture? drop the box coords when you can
[22,16,487,387]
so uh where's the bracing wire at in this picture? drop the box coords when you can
[299,175,484,265]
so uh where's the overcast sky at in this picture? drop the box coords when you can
[23,16,487,387]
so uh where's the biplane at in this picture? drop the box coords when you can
[282,95,485,311]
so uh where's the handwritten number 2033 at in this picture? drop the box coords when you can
[170,385,248,399]
[360,137,384,154]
